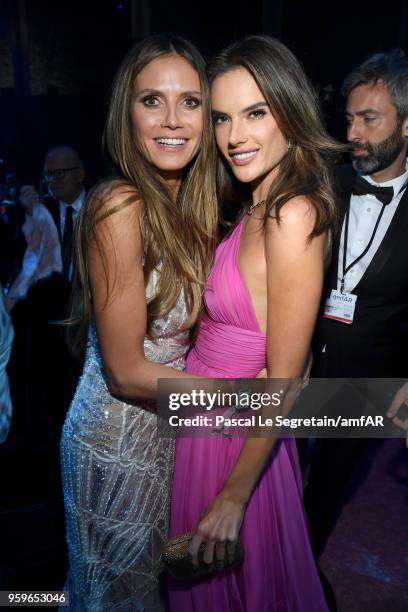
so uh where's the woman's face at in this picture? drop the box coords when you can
[131,54,203,179]
[211,67,287,188]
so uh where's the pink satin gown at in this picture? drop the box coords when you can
[169,217,328,611]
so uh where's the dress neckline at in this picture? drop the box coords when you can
[233,217,264,336]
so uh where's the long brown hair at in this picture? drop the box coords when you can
[208,35,343,236]
[70,35,217,354]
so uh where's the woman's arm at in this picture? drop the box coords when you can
[89,185,204,402]
[190,197,326,563]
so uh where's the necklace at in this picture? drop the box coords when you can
[247,199,265,215]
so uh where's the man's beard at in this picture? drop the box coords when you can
[351,123,405,175]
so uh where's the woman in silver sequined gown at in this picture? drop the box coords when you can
[60,35,217,612]
[61,274,187,611]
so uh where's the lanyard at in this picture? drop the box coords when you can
[341,202,387,293]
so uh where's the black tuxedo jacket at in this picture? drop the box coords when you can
[313,165,408,378]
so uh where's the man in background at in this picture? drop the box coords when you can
[19,146,87,429]
[43,146,86,280]
[305,49,408,560]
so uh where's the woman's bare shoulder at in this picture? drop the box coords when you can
[87,179,143,227]
[92,179,141,208]
[277,196,315,224]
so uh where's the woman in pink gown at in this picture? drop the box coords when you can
[169,36,341,611]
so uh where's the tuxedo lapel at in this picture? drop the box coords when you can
[354,186,408,292]
[329,166,408,294]
[326,166,354,290]
[327,204,346,291]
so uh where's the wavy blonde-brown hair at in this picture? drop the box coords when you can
[208,35,345,236]
[70,35,217,354]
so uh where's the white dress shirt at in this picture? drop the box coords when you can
[6,190,85,300]
[337,162,408,293]
[7,203,62,301]
[59,188,85,235]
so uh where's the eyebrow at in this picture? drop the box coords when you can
[345,109,380,117]
[212,101,268,118]
[242,101,268,113]
[135,88,202,97]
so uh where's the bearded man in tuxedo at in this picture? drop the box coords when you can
[304,49,408,560]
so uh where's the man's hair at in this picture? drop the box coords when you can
[342,49,408,120]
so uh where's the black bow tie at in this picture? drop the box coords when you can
[352,175,394,206]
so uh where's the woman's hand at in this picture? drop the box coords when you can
[387,383,408,448]
[19,185,39,216]
[189,487,246,566]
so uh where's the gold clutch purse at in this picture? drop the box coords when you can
[163,531,244,581]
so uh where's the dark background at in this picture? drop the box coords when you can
[1,0,408,183]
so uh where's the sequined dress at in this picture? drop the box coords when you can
[60,271,188,611]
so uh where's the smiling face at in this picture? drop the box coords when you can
[346,81,408,180]
[131,54,203,181]
[211,67,288,196]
